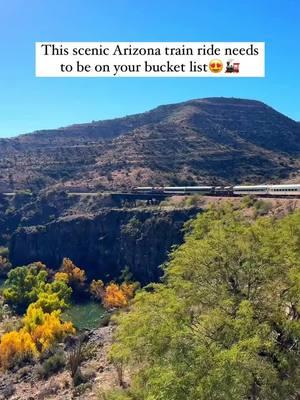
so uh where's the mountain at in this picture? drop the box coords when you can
[1,97,300,192]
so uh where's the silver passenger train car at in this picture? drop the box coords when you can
[134,184,300,196]
[233,184,300,196]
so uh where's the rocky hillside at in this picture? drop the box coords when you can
[1,97,300,192]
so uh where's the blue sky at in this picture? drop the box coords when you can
[0,0,299,138]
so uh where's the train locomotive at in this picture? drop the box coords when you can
[133,184,300,197]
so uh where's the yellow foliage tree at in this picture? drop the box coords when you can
[0,304,75,370]
[120,282,135,299]
[0,330,37,370]
[54,271,69,283]
[23,304,75,352]
[60,258,86,290]
[102,283,136,309]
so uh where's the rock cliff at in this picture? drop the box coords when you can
[10,207,199,284]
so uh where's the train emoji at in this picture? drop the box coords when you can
[225,60,240,73]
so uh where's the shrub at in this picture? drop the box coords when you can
[0,330,37,370]
[121,217,142,238]
[3,262,72,314]
[37,351,66,379]
[73,381,92,396]
[90,279,104,301]
[254,199,272,216]
[185,194,203,207]
[241,194,256,208]
[81,343,98,361]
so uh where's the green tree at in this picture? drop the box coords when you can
[34,280,72,313]
[108,204,300,400]
[3,263,48,313]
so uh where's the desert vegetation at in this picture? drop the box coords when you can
[101,203,300,399]
[0,256,137,383]
[2,199,300,398]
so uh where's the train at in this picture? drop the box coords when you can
[133,184,300,197]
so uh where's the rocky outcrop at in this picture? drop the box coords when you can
[0,190,118,246]
[10,207,200,284]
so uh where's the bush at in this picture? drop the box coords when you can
[73,381,92,396]
[0,304,74,371]
[0,330,37,370]
[241,194,256,208]
[37,351,66,379]
[89,279,104,301]
[184,194,203,207]
[254,199,272,216]
[81,343,98,361]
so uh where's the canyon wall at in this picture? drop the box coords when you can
[10,207,200,284]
